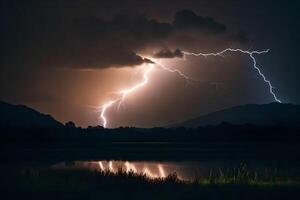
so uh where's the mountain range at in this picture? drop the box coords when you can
[1,101,299,128]
[0,101,63,128]
[172,103,300,128]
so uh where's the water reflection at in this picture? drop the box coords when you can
[52,161,185,179]
[51,160,300,181]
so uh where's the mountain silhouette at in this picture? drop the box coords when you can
[0,101,63,128]
[1,101,299,129]
[172,103,300,128]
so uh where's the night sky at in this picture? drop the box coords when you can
[1,0,299,127]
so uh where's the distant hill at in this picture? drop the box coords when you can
[0,101,63,128]
[172,103,300,128]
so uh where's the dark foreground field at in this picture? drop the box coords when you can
[1,166,299,200]
[1,124,300,199]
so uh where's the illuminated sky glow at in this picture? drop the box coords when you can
[98,48,281,128]
[3,1,297,127]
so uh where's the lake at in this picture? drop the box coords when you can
[50,159,300,181]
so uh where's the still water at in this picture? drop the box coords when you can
[51,160,300,181]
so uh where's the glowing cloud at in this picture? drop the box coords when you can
[98,48,281,128]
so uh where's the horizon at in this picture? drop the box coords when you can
[1,100,297,128]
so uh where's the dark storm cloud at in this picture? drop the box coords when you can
[0,0,246,70]
[143,58,155,64]
[173,10,226,33]
[1,10,171,69]
[153,49,183,58]
[0,1,171,69]
[228,31,249,44]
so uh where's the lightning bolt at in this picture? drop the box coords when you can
[182,48,281,103]
[98,61,193,128]
[116,64,155,110]
[99,48,281,128]
[98,64,155,128]
[100,100,118,128]
[155,62,195,82]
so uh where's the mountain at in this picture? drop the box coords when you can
[0,101,63,128]
[172,103,300,128]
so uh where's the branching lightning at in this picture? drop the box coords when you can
[98,61,193,128]
[98,48,281,128]
[98,64,155,128]
[155,62,195,82]
[100,100,118,128]
[182,48,281,103]
[116,65,155,110]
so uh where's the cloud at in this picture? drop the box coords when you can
[228,30,249,44]
[153,49,183,58]
[173,10,226,33]
[1,9,172,69]
[0,2,246,70]
[143,58,156,64]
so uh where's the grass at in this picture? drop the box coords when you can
[191,165,299,186]
[1,165,299,200]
